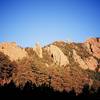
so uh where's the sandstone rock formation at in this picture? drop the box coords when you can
[0,38,100,95]
[85,56,98,71]
[33,43,43,58]
[0,42,27,61]
[84,38,100,58]
[73,49,88,70]
[73,49,99,71]
[45,45,69,66]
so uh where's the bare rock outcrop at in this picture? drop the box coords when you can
[73,49,88,70]
[84,38,100,58]
[0,38,100,94]
[85,56,98,71]
[72,38,100,71]
[33,43,43,58]
[0,42,28,61]
[45,45,69,66]
[73,49,99,72]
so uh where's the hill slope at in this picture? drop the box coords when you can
[0,38,100,95]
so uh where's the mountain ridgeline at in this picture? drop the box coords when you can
[0,38,100,96]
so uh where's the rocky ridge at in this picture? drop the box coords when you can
[0,37,100,94]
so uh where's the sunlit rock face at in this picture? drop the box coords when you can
[45,45,69,66]
[84,38,100,59]
[0,38,100,95]
[85,56,98,71]
[73,49,99,72]
[33,43,43,58]
[0,42,28,61]
[73,49,88,70]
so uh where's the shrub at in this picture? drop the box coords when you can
[0,52,16,85]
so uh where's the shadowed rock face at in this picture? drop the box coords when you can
[0,38,100,95]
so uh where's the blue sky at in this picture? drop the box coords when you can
[0,0,100,47]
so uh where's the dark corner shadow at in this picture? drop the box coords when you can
[0,82,100,99]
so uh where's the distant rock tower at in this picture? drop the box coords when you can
[33,43,43,58]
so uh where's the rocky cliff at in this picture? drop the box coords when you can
[0,38,100,95]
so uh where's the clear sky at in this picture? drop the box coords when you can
[0,0,100,47]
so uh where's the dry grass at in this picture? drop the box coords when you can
[0,42,100,94]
